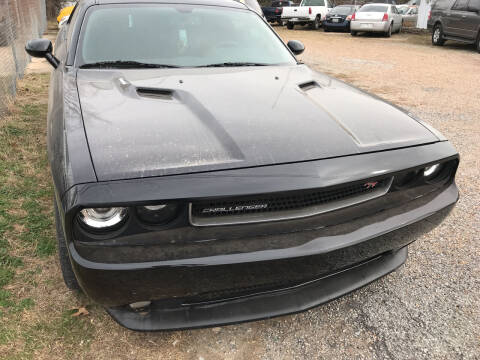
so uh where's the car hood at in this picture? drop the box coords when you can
[76,65,438,181]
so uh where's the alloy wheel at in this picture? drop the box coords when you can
[433,28,440,43]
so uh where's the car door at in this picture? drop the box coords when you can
[463,0,480,40]
[390,5,402,29]
[446,0,470,37]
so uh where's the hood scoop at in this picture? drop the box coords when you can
[137,87,174,100]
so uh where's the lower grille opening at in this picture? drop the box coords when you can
[181,252,385,306]
[190,177,393,226]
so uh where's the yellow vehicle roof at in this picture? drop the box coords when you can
[57,6,74,23]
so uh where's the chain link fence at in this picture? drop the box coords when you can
[0,0,47,115]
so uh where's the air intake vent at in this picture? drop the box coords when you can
[299,81,319,91]
[137,88,174,100]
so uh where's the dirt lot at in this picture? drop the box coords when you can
[0,29,479,359]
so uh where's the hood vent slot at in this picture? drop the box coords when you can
[299,81,320,91]
[137,88,174,100]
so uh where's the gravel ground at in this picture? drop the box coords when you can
[13,29,480,359]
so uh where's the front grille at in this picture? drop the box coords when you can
[182,252,384,305]
[190,177,393,226]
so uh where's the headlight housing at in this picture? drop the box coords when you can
[136,203,179,225]
[392,159,457,190]
[423,163,442,179]
[78,207,128,230]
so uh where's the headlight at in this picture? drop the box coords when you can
[136,203,179,225]
[423,163,442,179]
[78,207,127,230]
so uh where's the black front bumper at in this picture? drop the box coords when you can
[324,20,350,30]
[61,142,459,330]
[68,182,457,330]
[107,246,407,331]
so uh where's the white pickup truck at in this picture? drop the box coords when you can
[281,0,334,30]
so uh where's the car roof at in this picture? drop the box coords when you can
[86,0,248,9]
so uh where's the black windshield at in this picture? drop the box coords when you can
[76,4,296,68]
[330,6,355,15]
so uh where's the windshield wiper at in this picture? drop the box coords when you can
[198,62,270,68]
[79,61,180,69]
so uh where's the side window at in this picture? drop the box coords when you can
[452,0,469,10]
[467,0,480,10]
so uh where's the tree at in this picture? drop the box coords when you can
[46,0,64,19]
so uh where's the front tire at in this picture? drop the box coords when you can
[432,23,445,46]
[287,21,294,30]
[475,32,480,53]
[54,198,80,290]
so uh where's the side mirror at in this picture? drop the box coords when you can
[25,39,60,69]
[287,40,305,55]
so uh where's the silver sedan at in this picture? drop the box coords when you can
[350,3,403,37]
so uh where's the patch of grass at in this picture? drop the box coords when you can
[58,309,95,341]
[14,298,35,312]
[0,268,15,288]
[3,124,26,137]
[19,199,55,257]
[21,310,95,357]
[20,104,43,118]
[0,289,14,308]
[0,249,23,268]
[0,73,68,358]
[0,325,16,345]
[0,72,100,360]
[0,291,35,314]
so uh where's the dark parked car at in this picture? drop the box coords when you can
[428,0,480,52]
[26,0,459,331]
[262,0,295,24]
[323,4,359,31]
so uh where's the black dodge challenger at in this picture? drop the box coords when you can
[26,0,459,331]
